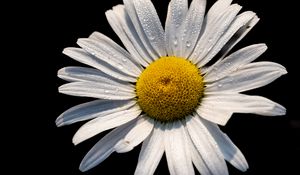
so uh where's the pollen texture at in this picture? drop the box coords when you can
[136,57,204,122]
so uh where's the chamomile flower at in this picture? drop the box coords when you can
[56,0,287,174]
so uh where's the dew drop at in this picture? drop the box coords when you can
[105,90,110,93]
[173,38,178,47]
[186,41,191,48]
[122,58,127,62]
[117,64,124,70]
[218,84,223,88]
[149,35,156,41]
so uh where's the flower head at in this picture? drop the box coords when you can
[57,0,287,174]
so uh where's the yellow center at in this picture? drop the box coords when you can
[136,57,204,122]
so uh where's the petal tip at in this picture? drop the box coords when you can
[55,117,64,127]
[79,163,88,172]
[72,138,80,146]
[260,43,268,50]
[62,47,72,54]
[57,68,66,77]
[279,107,287,116]
[282,68,288,75]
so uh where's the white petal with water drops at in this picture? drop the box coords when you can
[56,99,136,127]
[59,81,135,100]
[198,11,257,68]
[134,122,165,175]
[219,16,260,60]
[115,116,154,153]
[63,48,136,82]
[72,105,141,145]
[208,0,233,13]
[123,0,160,59]
[186,115,228,175]
[196,100,233,126]
[164,121,195,175]
[201,93,286,116]
[191,4,242,64]
[132,0,166,57]
[204,43,267,82]
[206,61,287,93]
[88,31,144,69]
[165,0,188,56]
[105,7,151,67]
[180,0,206,58]
[77,38,141,77]
[200,118,248,172]
[58,66,134,91]
[183,119,211,175]
[79,118,137,172]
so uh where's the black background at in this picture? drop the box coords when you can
[7,0,299,174]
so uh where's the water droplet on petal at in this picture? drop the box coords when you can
[174,37,178,47]
[122,58,127,62]
[149,35,156,41]
[186,41,191,48]
[218,84,223,88]
[105,90,110,93]
[117,64,124,70]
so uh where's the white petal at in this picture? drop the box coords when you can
[105,6,150,67]
[196,102,233,126]
[200,118,248,172]
[164,121,195,175]
[132,0,166,57]
[189,0,232,56]
[206,61,287,93]
[200,93,286,116]
[186,116,228,175]
[56,99,136,127]
[77,38,141,77]
[123,0,160,59]
[179,0,206,58]
[198,11,257,68]
[217,15,260,60]
[79,118,137,172]
[59,81,135,100]
[58,66,134,91]
[72,104,141,145]
[204,43,267,82]
[115,116,154,153]
[207,0,232,14]
[134,122,165,175]
[180,0,207,58]
[191,4,242,64]
[63,48,136,82]
[88,31,144,69]
[187,135,211,175]
[165,0,188,56]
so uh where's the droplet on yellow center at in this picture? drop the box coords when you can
[136,57,204,122]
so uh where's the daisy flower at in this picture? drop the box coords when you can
[56,0,287,174]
